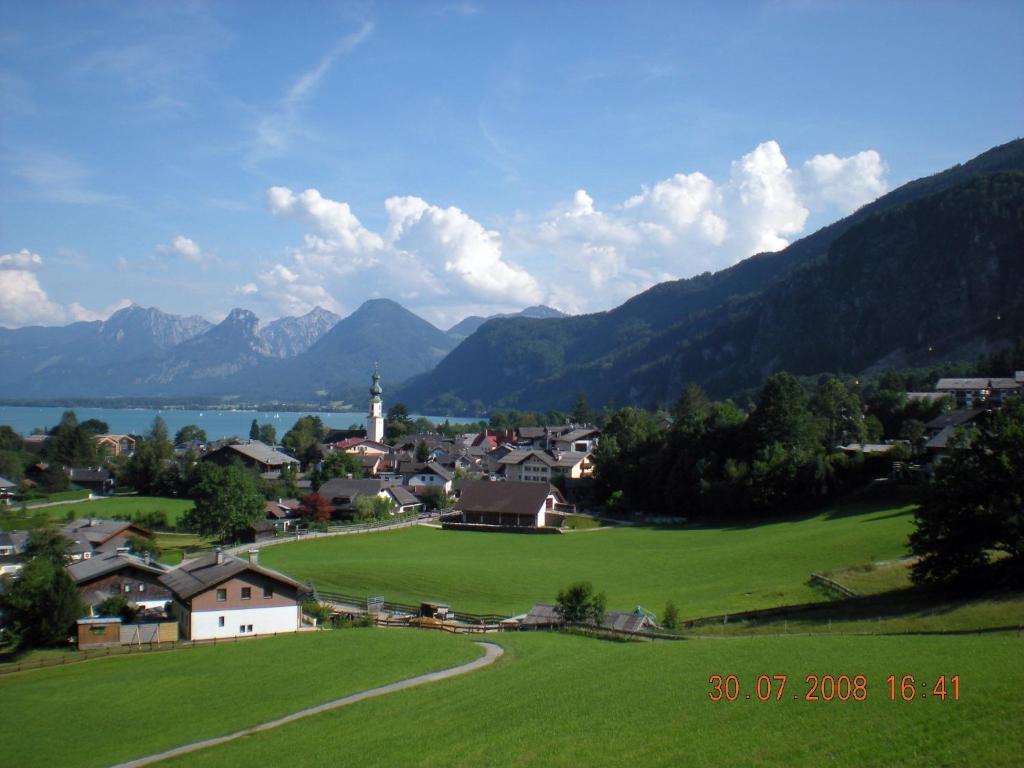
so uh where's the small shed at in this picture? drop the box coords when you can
[77,617,122,649]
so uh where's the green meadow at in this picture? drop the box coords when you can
[160,631,1024,768]
[262,500,917,617]
[0,629,479,768]
[0,495,194,530]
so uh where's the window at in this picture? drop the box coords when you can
[263,587,273,599]
[218,616,225,627]
[241,587,252,600]
[124,584,131,593]
[138,584,145,592]
[91,626,106,636]
[239,625,246,633]
[216,588,227,602]
[247,624,253,633]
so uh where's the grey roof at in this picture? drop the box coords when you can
[0,476,17,488]
[498,449,555,467]
[388,486,422,507]
[935,377,1020,391]
[602,611,650,633]
[402,461,454,482]
[160,551,306,601]
[925,409,984,430]
[224,440,300,466]
[554,428,600,443]
[925,425,971,451]
[838,443,898,454]
[521,603,562,626]
[67,550,167,584]
[0,530,28,553]
[62,518,147,547]
[317,477,393,502]
[455,480,561,516]
[68,467,112,483]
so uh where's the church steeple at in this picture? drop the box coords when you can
[366,365,384,442]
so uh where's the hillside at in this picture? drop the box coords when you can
[398,139,1024,413]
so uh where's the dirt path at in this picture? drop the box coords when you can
[105,641,504,768]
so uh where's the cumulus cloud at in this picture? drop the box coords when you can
[156,235,203,262]
[801,149,887,213]
[261,186,541,322]
[257,141,887,322]
[0,250,131,327]
[0,269,67,327]
[67,298,133,322]
[0,248,44,270]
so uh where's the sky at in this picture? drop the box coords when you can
[1,0,1021,330]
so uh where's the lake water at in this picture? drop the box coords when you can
[0,405,479,441]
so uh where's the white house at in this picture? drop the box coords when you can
[159,550,307,640]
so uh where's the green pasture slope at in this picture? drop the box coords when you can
[0,629,479,768]
[262,500,917,617]
[0,496,194,529]
[162,631,1024,768]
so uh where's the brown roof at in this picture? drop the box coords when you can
[455,480,562,516]
[160,552,307,601]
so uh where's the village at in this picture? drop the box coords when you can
[1,368,1021,654]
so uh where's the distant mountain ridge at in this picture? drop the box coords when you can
[260,307,340,358]
[396,139,1024,413]
[446,305,568,341]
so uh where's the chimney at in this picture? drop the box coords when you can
[216,546,225,565]
[89,517,97,527]
[248,548,259,565]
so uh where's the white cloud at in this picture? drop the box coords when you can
[156,235,203,262]
[255,141,887,322]
[247,22,374,165]
[0,248,44,270]
[801,149,888,213]
[728,140,808,254]
[261,187,541,322]
[0,250,133,327]
[67,298,133,322]
[236,282,259,296]
[0,270,67,327]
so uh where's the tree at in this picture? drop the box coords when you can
[0,557,84,647]
[662,602,680,630]
[24,525,73,566]
[182,463,265,542]
[812,377,866,449]
[126,534,160,559]
[95,594,137,622]
[910,400,1024,587]
[415,440,431,463]
[249,418,260,440]
[354,495,394,522]
[42,463,70,493]
[554,581,607,625]
[147,415,170,444]
[299,492,333,524]
[47,410,97,467]
[79,419,109,435]
[386,403,412,442]
[122,438,173,495]
[571,392,594,425]
[309,452,363,488]
[174,424,207,445]
[258,424,277,445]
[282,416,326,469]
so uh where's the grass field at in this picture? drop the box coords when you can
[157,631,1024,768]
[0,495,194,531]
[0,629,480,768]
[262,499,917,617]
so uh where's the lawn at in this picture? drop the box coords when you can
[261,499,918,617]
[0,495,194,530]
[158,631,1024,768]
[0,628,480,768]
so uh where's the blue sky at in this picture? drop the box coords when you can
[1,0,1021,329]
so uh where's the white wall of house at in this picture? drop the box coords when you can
[191,605,300,640]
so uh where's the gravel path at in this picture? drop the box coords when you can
[106,641,504,768]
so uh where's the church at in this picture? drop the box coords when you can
[366,367,385,443]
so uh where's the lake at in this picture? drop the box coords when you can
[0,405,480,441]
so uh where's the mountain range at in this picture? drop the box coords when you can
[395,139,1024,413]
[1,139,1022,412]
